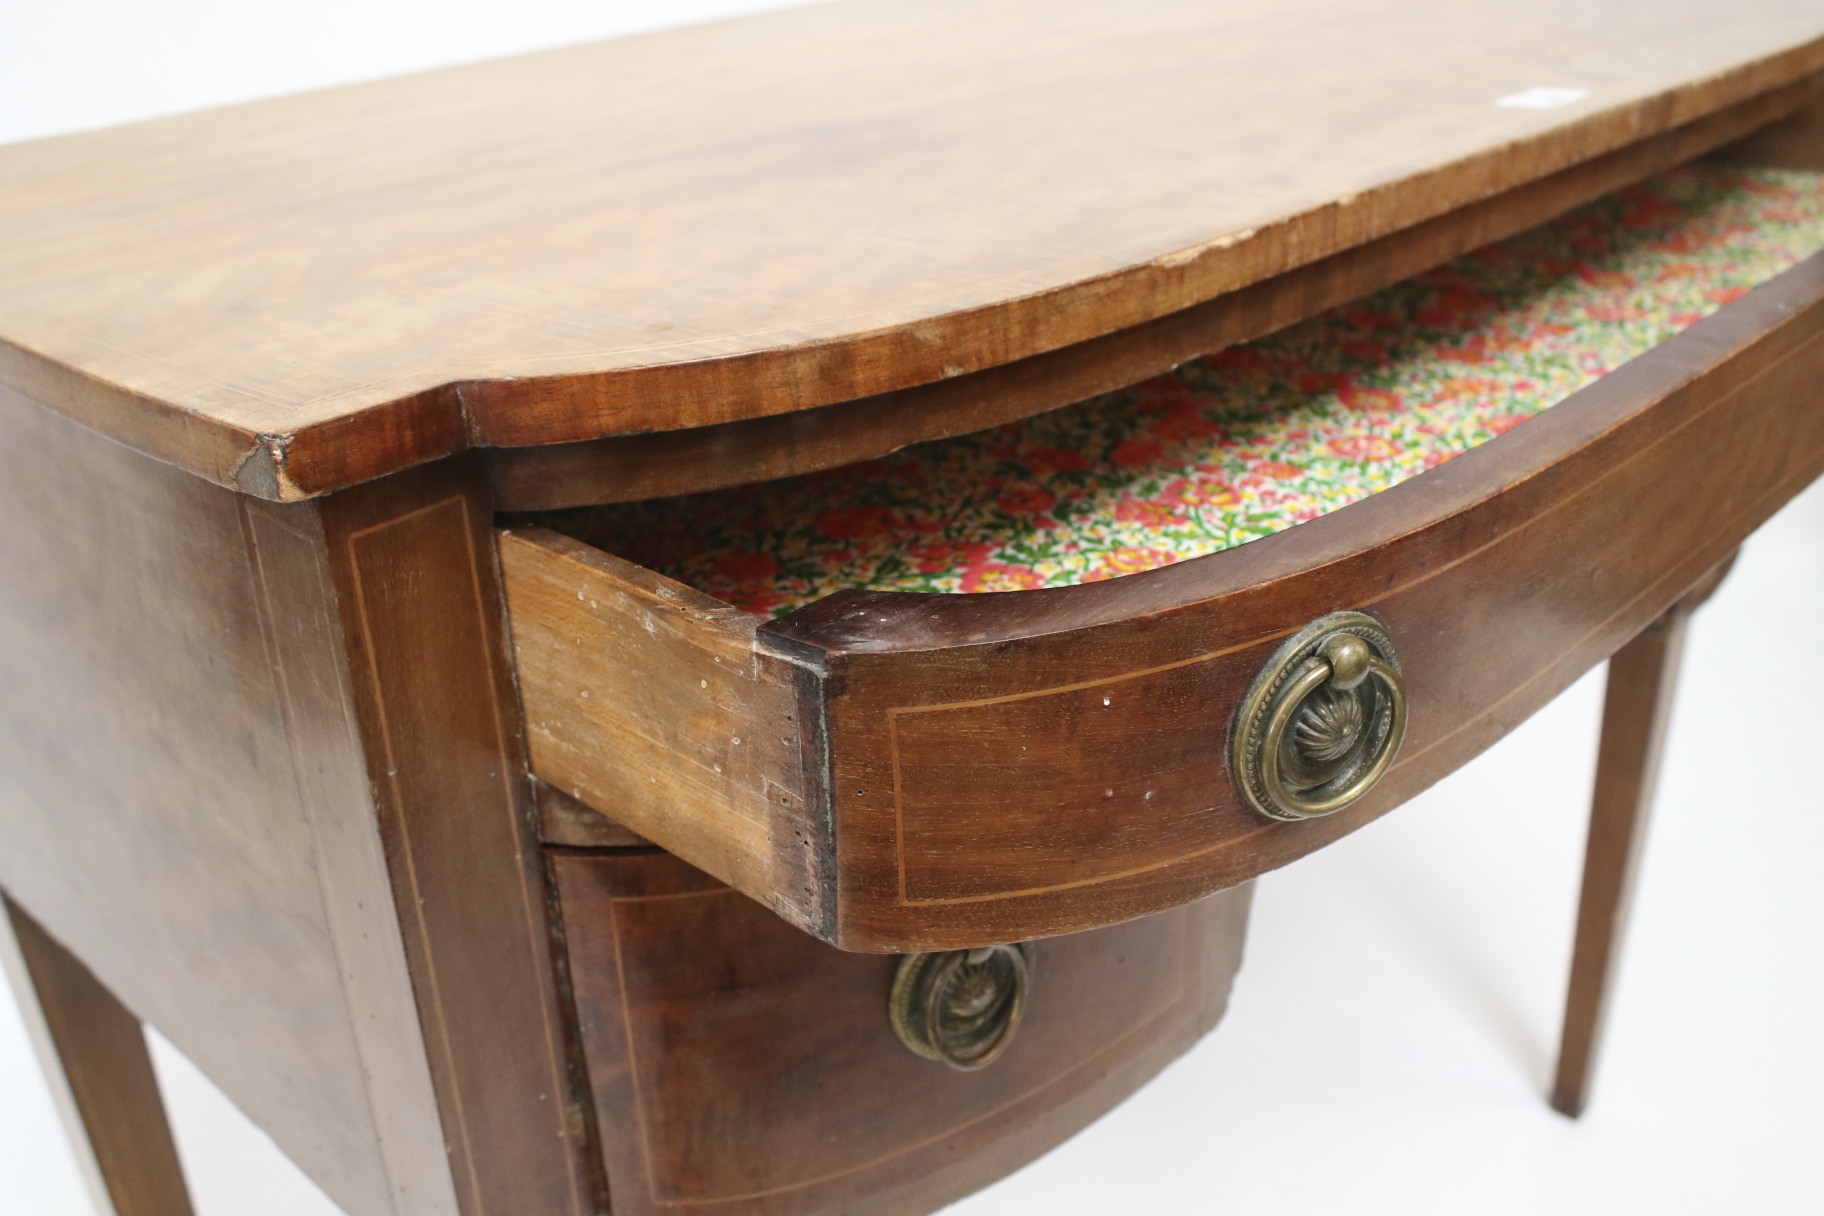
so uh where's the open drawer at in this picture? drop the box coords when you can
[502,164,1824,951]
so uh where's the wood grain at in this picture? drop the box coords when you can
[525,250,1824,951]
[0,392,605,1215]
[0,382,438,1216]
[1,896,195,1216]
[500,529,828,936]
[2,0,1821,498]
[314,463,603,1216]
[551,847,1251,1216]
[240,498,464,1216]
[489,86,1805,510]
[535,781,652,850]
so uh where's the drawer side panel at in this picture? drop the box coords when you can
[502,529,829,932]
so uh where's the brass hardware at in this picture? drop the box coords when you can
[889,943,1034,1070]
[1232,611,1407,821]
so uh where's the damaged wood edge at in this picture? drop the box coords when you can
[0,337,276,499]
[498,527,840,939]
[0,338,475,503]
[233,433,301,500]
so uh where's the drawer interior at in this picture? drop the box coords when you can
[530,163,1824,617]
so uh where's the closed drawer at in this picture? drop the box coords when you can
[551,846,1251,1216]
[503,164,1824,951]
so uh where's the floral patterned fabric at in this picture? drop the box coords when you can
[551,165,1824,618]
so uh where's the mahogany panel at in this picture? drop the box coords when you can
[2,2,1823,497]
[240,498,464,1216]
[0,383,428,1216]
[0,388,599,1216]
[552,848,1250,1216]
[314,462,603,1216]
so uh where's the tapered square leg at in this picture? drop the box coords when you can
[1551,557,1732,1118]
[1,894,195,1216]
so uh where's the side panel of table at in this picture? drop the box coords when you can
[0,388,599,1216]
[0,384,446,1214]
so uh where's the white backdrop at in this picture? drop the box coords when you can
[2,3,1820,1213]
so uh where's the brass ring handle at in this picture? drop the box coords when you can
[1232,611,1407,821]
[889,943,1034,1070]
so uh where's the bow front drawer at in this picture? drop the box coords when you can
[553,847,1250,1215]
[502,165,1824,951]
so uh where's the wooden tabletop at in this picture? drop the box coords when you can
[3,0,1822,499]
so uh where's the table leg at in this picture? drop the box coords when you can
[1550,557,1733,1117]
[1,894,195,1216]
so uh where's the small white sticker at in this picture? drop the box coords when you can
[1496,86,1591,111]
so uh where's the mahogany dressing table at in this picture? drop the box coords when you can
[3,3,1824,1214]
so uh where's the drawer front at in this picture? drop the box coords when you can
[506,252,1824,951]
[776,255,1824,948]
[552,849,1250,1216]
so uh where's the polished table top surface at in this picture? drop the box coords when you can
[1,0,1821,500]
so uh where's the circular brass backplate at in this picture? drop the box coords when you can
[889,943,1035,1070]
[1231,610,1407,821]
